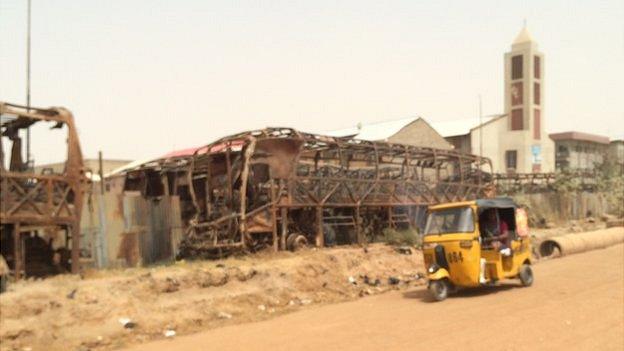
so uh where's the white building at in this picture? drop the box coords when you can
[431,26,555,173]
[324,26,560,174]
[323,116,454,150]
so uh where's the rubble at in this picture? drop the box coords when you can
[66,288,78,299]
[217,312,233,319]
[388,277,401,285]
[395,246,413,255]
[118,318,136,329]
[0,239,423,351]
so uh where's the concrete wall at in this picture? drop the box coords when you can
[446,134,471,154]
[470,116,504,172]
[467,115,555,174]
[513,191,611,225]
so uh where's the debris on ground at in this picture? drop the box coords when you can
[66,288,78,300]
[0,243,424,351]
[395,246,413,255]
[362,275,381,286]
[607,219,624,228]
[118,318,136,329]
[164,329,176,338]
[388,277,401,285]
[217,312,232,319]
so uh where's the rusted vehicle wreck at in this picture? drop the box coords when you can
[127,128,493,258]
[0,102,86,279]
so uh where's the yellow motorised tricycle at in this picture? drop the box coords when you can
[422,197,532,301]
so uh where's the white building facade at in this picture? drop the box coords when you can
[498,26,555,173]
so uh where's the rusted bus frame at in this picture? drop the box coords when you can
[190,127,489,167]
[0,171,76,223]
[183,127,492,254]
[0,102,86,278]
[287,177,440,205]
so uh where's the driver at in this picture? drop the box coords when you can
[481,209,510,254]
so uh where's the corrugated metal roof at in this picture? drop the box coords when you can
[322,115,504,141]
[105,156,159,177]
[429,115,500,137]
[549,131,610,144]
[161,146,204,159]
[322,116,419,141]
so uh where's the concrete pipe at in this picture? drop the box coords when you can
[539,228,624,258]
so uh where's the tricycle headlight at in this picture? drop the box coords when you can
[428,264,440,274]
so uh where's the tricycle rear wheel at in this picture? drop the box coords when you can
[519,264,533,287]
[428,280,449,301]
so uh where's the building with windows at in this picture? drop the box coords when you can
[549,132,610,170]
[609,139,624,166]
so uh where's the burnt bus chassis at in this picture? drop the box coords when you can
[0,102,86,278]
[169,128,493,257]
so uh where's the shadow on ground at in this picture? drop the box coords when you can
[403,282,524,302]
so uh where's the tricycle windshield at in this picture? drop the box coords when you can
[425,207,475,235]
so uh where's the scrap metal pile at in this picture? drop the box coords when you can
[126,128,493,258]
[0,102,86,278]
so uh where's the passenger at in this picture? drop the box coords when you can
[481,209,510,255]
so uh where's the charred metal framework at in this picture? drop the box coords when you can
[0,102,86,278]
[161,128,493,257]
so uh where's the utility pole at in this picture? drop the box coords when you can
[479,94,483,160]
[96,150,109,268]
[478,94,483,187]
[26,0,32,169]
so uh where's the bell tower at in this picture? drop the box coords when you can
[503,25,546,172]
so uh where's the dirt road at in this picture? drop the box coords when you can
[126,243,624,351]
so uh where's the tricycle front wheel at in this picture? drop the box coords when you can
[428,280,449,301]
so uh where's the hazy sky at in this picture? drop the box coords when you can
[1,0,623,165]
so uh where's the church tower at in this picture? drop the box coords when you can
[502,25,551,173]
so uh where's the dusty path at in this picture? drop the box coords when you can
[126,243,624,351]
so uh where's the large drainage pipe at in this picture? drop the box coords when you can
[538,228,624,258]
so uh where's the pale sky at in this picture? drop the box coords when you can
[1,0,623,165]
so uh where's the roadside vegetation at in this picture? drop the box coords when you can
[382,228,422,248]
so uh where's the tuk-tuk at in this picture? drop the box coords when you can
[422,197,532,301]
